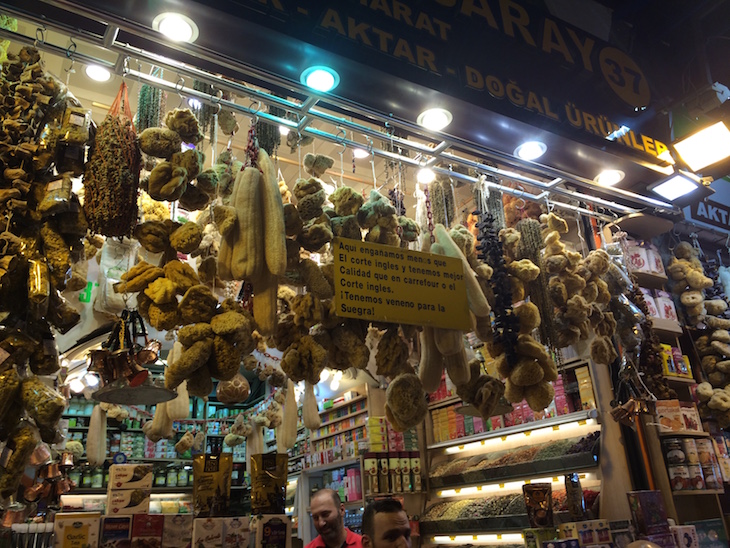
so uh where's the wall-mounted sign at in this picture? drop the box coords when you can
[333,238,470,330]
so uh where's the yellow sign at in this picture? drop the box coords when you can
[333,237,470,330]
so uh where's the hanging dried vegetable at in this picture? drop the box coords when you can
[255,110,281,157]
[517,218,560,357]
[83,82,140,237]
[428,178,455,228]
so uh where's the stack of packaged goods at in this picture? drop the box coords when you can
[106,464,153,516]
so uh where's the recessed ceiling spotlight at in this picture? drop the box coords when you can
[594,169,625,187]
[279,125,291,136]
[417,108,453,131]
[152,12,199,43]
[353,148,369,159]
[514,141,547,160]
[69,377,85,394]
[300,66,340,92]
[417,167,436,184]
[85,64,111,82]
[673,121,730,171]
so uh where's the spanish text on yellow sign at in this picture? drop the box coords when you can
[333,237,470,331]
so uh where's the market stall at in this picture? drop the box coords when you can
[1,2,730,547]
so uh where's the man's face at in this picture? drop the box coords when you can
[310,494,344,544]
[363,510,411,548]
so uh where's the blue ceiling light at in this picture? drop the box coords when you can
[300,66,340,92]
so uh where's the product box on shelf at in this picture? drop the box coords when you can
[609,520,635,548]
[643,532,682,548]
[654,290,678,322]
[576,520,611,546]
[131,514,164,547]
[162,514,193,548]
[640,288,659,317]
[671,348,692,378]
[680,403,702,432]
[626,491,670,536]
[575,366,596,410]
[670,525,699,548]
[524,528,559,548]
[654,400,683,432]
[100,516,132,547]
[252,515,291,548]
[53,512,101,548]
[107,464,153,491]
[106,489,151,515]
[221,517,250,548]
[193,517,223,547]
[543,540,580,548]
[687,519,728,548]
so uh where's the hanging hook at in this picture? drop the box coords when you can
[212,89,223,116]
[63,39,77,86]
[34,27,46,48]
[175,76,185,108]
[249,100,261,124]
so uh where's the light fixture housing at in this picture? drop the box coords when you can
[352,148,369,159]
[417,108,453,131]
[594,169,625,187]
[417,167,436,185]
[85,64,111,82]
[152,12,199,43]
[673,121,730,172]
[648,170,715,207]
[514,141,546,160]
[300,66,340,92]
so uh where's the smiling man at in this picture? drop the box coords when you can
[361,498,411,548]
[306,489,362,548]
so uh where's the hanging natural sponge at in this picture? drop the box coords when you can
[385,373,428,432]
[138,127,182,159]
[303,153,334,177]
[164,108,204,144]
[330,186,364,216]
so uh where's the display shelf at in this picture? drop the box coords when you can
[657,430,710,438]
[125,457,194,463]
[672,489,724,496]
[662,375,696,385]
[651,318,683,337]
[420,515,530,535]
[71,486,193,494]
[319,408,368,428]
[302,457,360,474]
[311,421,367,442]
[319,395,367,415]
[631,270,669,289]
[427,409,599,451]
[365,491,426,498]
[428,396,462,411]
[429,452,598,490]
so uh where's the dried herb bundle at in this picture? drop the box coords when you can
[428,179,455,228]
[136,67,164,132]
[83,84,140,237]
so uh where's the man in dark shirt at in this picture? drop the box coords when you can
[305,489,362,548]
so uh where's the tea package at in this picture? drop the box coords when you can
[38,173,73,217]
[28,256,50,320]
[523,483,553,528]
[193,453,232,517]
[250,453,288,514]
[20,376,66,428]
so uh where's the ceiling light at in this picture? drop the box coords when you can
[594,169,625,187]
[85,64,111,82]
[417,167,436,185]
[673,121,730,172]
[69,378,85,394]
[417,108,453,131]
[84,374,99,387]
[152,12,199,43]
[353,148,369,159]
[320,369,331,382]
[649,170,704,201]
[514,141,546,160]
[188,98,202,110]
[330,378,340,391]
[279,125,290,136]
[300,66,340,92]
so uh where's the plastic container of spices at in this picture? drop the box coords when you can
[177,467,189,487]
[166,467,178,487]
[91,468,103,489]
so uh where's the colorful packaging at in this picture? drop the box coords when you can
[668,465,690,491]
[523,528,558,548]
[106,489,151,515]
[680,403,702,432]
[192,517,223,548]
[100,516,132,548]
[687,518,728,547]
[670,525,699,548]
[626,490,670,536]
[523,483,553,528]
[671,348,691,377]
[53,512,101,548]
[253,515,291,548]
[654,400,683,432]
[662,438,686,464]
[107,464,153,491]
[641,288,659,317]
[659,344,676,376]
[687,464,706,490]
[193,453,232,517]
[222,517,249,548]
[162,514,193,548]
[131,514,164,548]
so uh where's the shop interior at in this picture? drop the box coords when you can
[1,1,730,547]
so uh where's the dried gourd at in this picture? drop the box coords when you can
[258,148,287,277]
[277,380,298,452]
[419,327,444,393]
[86,406,107,467]
[302,381,321,430]
[167,380,189,420]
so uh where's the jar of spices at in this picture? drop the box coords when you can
[91,468,103,489]
[154,469,166,487]
[68,469,81,487]
[166,467,178,488]
[81,467,92,488]
[177,467,189,487]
